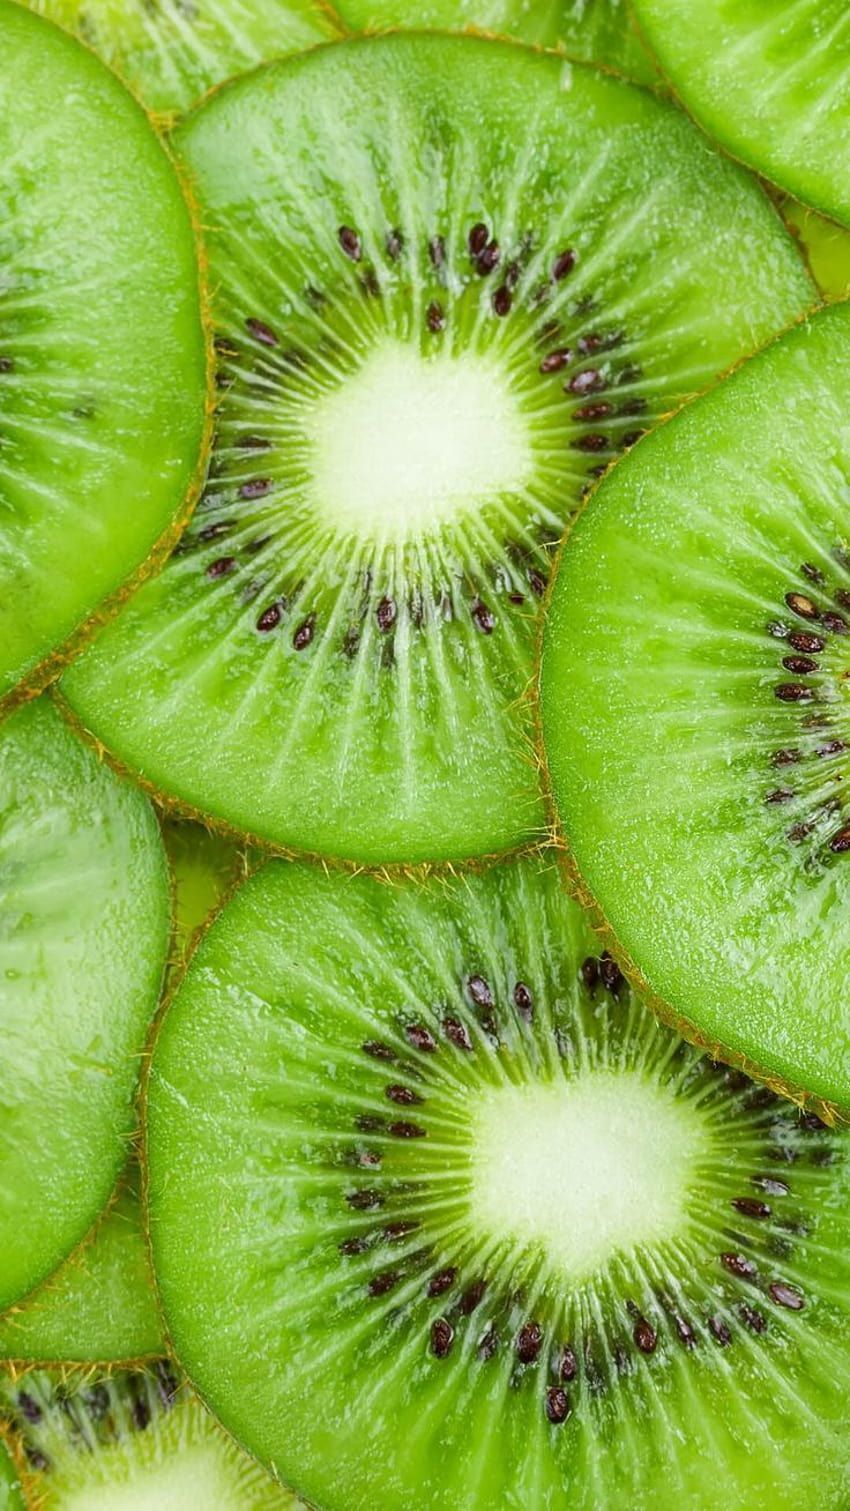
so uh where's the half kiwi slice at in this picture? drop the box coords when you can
[146,854,850,1509]
[26,0,340,117]
[0,1169,162,1367]
[0,698,169,1313]
[541,302,850,1120]
[0,1367,297,1507]
[631,0,850,228]
[0,1,207,711]
[63,34,813,866]
[337,0,657,84]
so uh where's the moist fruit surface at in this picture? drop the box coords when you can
[0,1367,297,1507]
[337,0,657,84]
[0,698,169,1312]
[147,854,850,1509]
[0,1440,21,1511]
[24,0,339,116]
[0,1,207,709]
[541,303,850,1118]
[62,33,813,864]
[0,1170,162,1366]
[632,0,850,227]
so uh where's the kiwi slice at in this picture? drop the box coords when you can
[541,303,850,1120]
[337,0,657,84]
[163,818,245,975]
[0,2,207,711]
[146,854,850,1509]
[631,0,850,228]
[0,698,169,1313]
[62,35,813,866]
[782,197,850,301]
[0,1170,162,1367]
[0,1439,21,1511]
[0,1367,297,1507]
[26,0,340,117]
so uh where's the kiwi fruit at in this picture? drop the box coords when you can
[0,1169,162,1367]
[0,1438,21,1511]
[162,817,246,976]
[0,1,207,711]
[0,697,169,1314]
[337,0,657,85]
[62,33,813,866]
[24,0,340,118]
[631,0,850,228]
[0,1366,298,1507]
[541,302,850,1121]
[145,852,850,1509]
[782,195,850,300]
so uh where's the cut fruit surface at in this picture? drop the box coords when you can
[337,0,657,84]
[26,0,339,116]
[0,1367,296,1508]
[782,197,850,301]
[146,855,850,1510]
[0,699,169,1313]
[63,34,812,864]
[541,303,850,1118]
[632,0,850,227]
[0,1,206,709]
[0,1168,162,1365]
[0,1441,21,1511]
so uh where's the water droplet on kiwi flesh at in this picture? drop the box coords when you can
[62,35,812,863]
[146,856,850,1508]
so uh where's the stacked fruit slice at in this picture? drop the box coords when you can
[5,2,850,1509]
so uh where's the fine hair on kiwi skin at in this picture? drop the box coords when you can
[0,1,214,718]
[144,852,850,1510]
[59,31,818,870]
[538,301,850,1127]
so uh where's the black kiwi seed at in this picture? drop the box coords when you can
[347,1189,383,1211]
[513,982,533,1019]
[363,1040,395,1062]
[471,599,495,634]
[443,1016,473,1050]
[731,1198,771,1219]
[460,1279,486,1315]
[427,301,446,333]
[293,615,315,651]
[493,286,512,317]
[721,1252,757,1281]
[478,1326,499,1362]
[467,975,494,1009]
[774,683,814,703]
[405,1024,438,1053]
[739,1303,767,1335]
[239,478,273,499]
[338,225,362,261]
[769,1282,805,1310]
[785,592,820,620]
[559,1345,578,1382]
[246,316,279,347]
[369,1270,400,1297]
[388,1121,427,1139]
[427,1267,457,1297]
[431,1318,454,1358]
[828,826,850,853]
[540,348,573,373]
[468,222,489,255]
[633,1317,657,1354]
[206,556,236,579]
[552,248,576,280]
[788,631,825,653]
[385,1085,423,1106]
[708,1315,732,1346]
[516,1321,543,1363]
[545,1387,571,1424]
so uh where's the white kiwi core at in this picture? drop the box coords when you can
[307,341,533,541]
[471,1071,706,1282]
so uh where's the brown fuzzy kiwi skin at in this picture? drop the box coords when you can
[533,301,850,1131]
[0,13,216,728]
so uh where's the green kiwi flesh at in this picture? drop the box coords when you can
[782,196,850,301]
[0,1169,162,1366]
[337,0,657,85]
[25,0,339,117]
[632,0,850,227]
[0,698,169,1313]
[146,853,850,1510]
[0,1440,21,1511]
[0,1,207,709]
[63,34,813,865]
[0,1367,297,1507]
[541,303,850,1117]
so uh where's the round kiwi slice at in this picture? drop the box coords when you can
[0,1367,297,1507]
[337,0,657,84]
[146,854,850,1509]
[0,1169,162,1367]
[26,0,340,117]
[541,302,850,1121]
[0,697,169,1313]
[631,0,850,228]
[62,35,813,866]
[0,1,207,711]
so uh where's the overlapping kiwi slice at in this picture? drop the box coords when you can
[63,34,813,865]
[337,0,656,84]
[26,0,339,117]
[146,854,850,1509]
[0,1367,297,1507]
[631,0,850,228]
[541,303,850,1120]
[0,1170,162,1367]
[0,3,207,710]
[0,698,169,1314]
